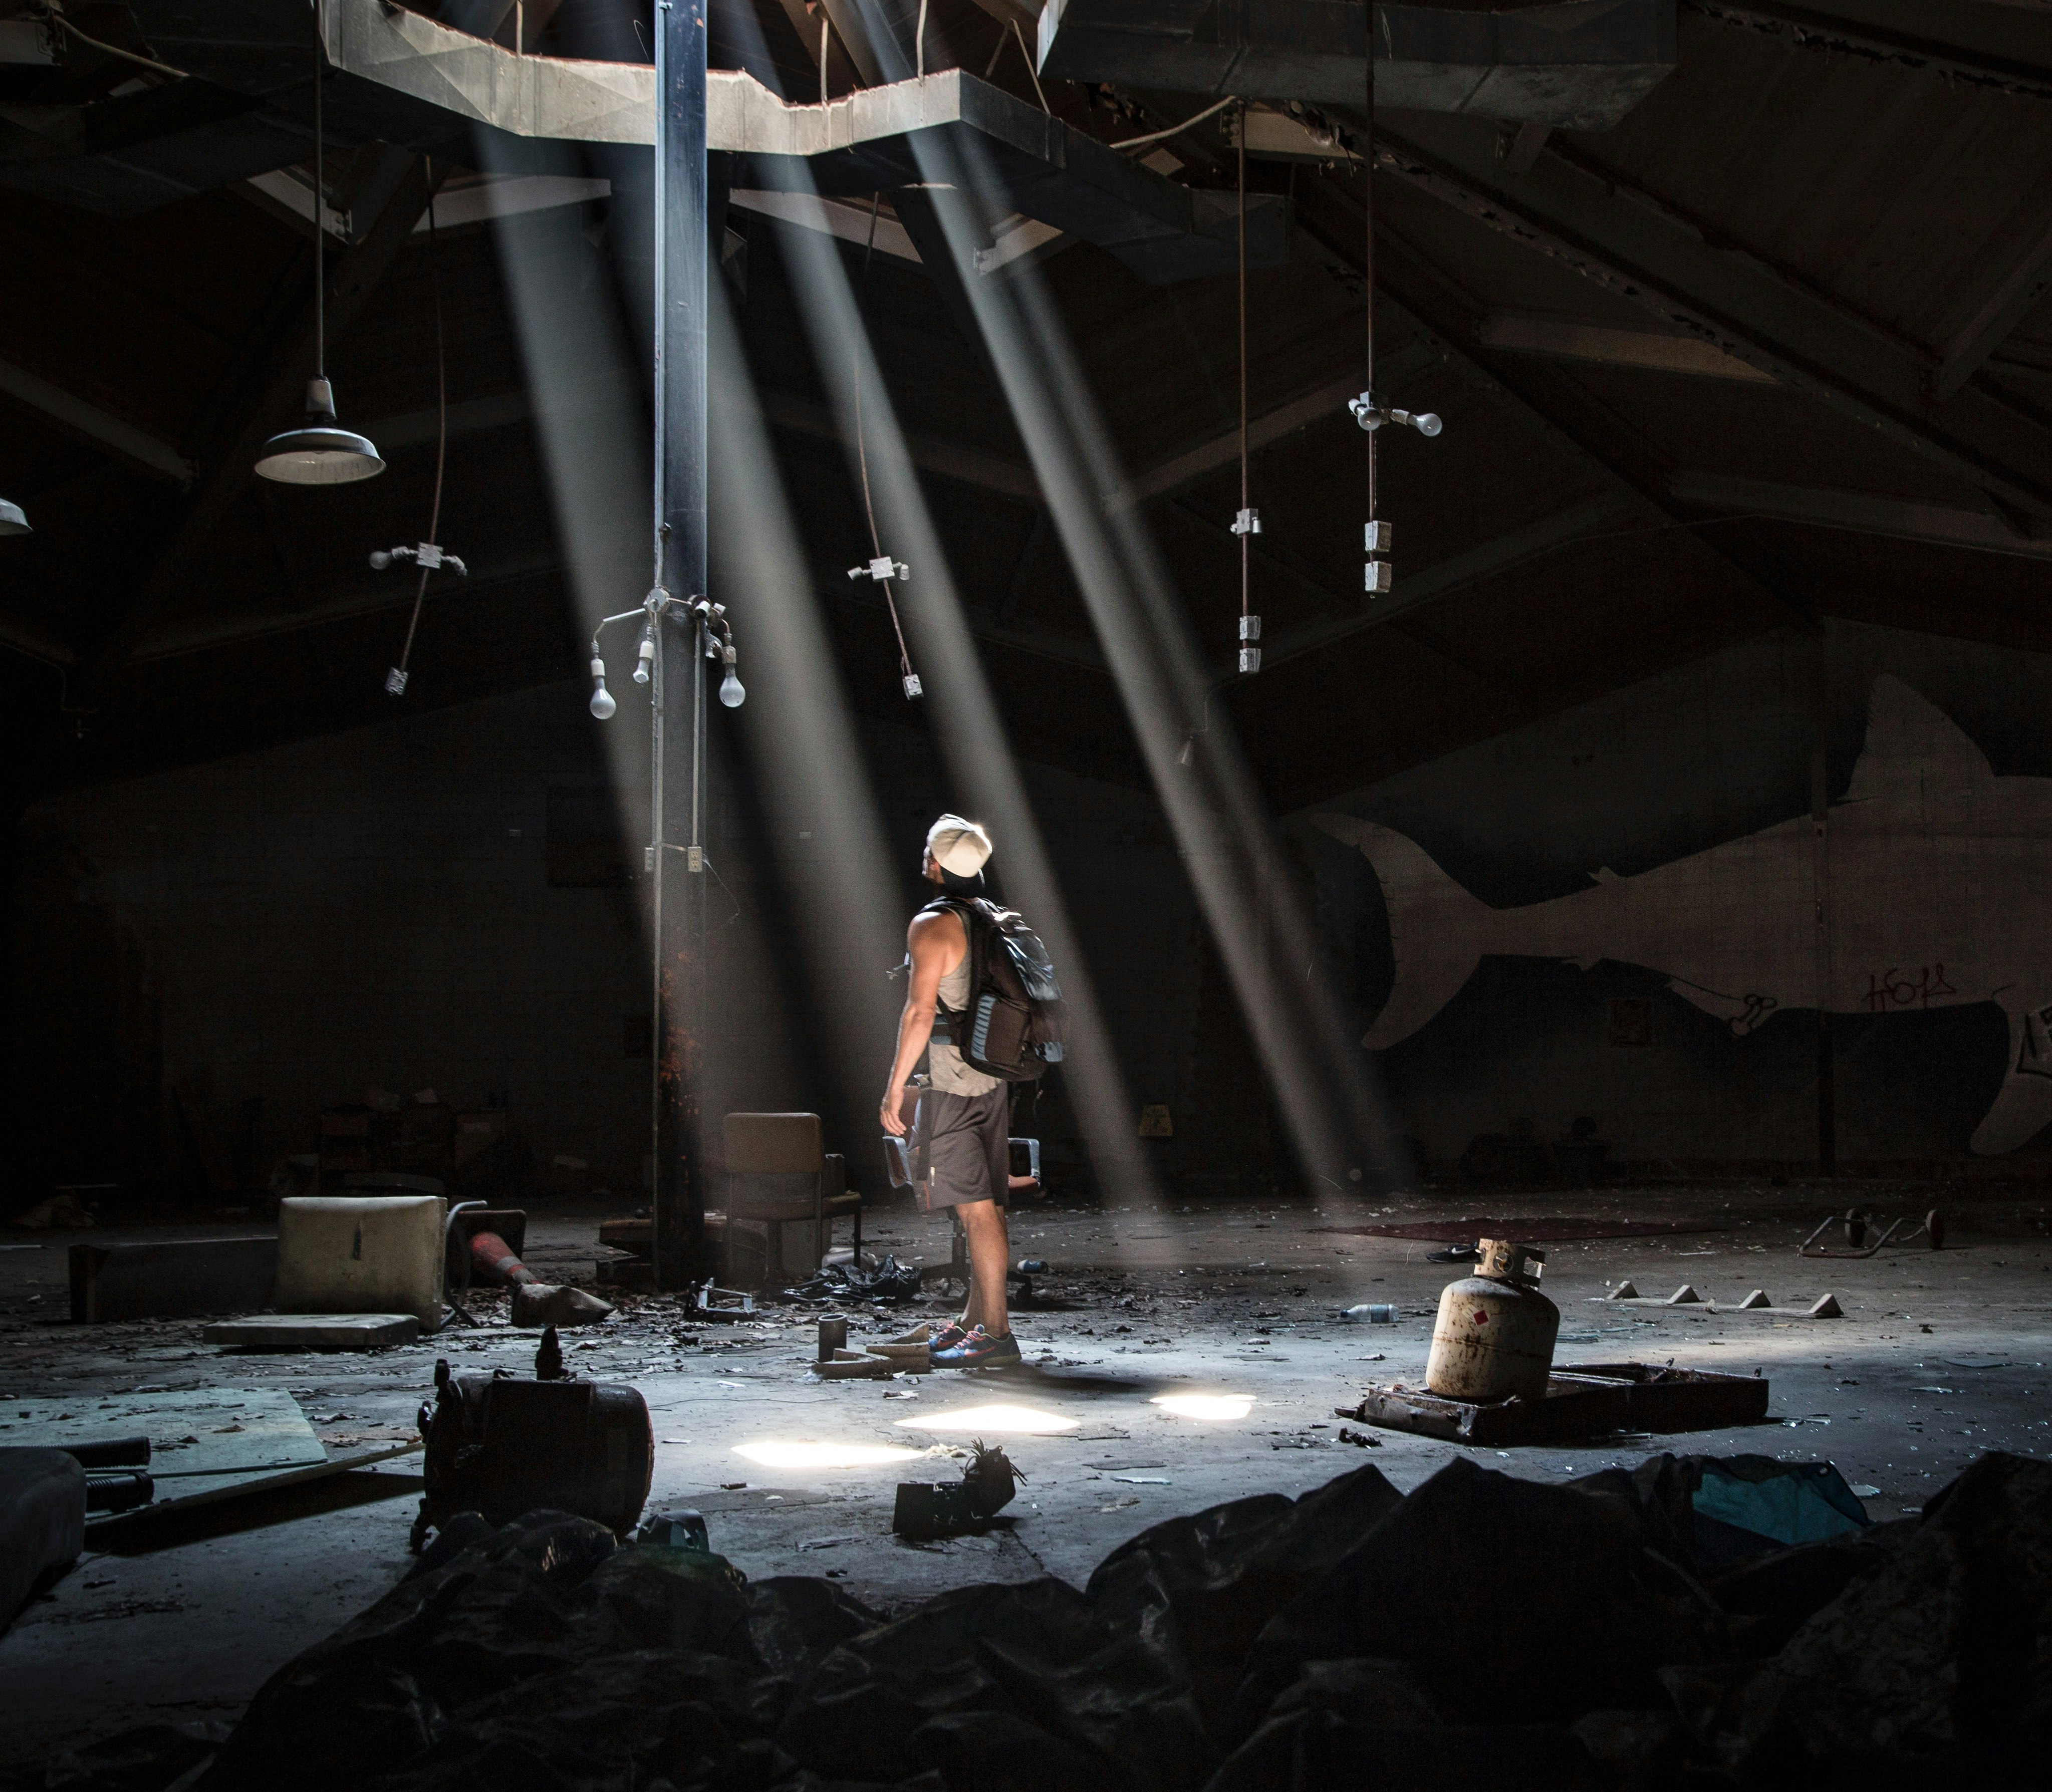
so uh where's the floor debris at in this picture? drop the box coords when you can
[21,1448,2045,1790]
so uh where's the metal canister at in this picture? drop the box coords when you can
[1425,1238,1559,1403]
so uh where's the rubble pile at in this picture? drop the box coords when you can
[11,1451,2046,1791]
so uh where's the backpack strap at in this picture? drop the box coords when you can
[915,896,978,1042]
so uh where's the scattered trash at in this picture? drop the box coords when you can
[634,1508,709,1553]
[814,1350,894,1381]
[1799,1205,1945,1257]
[893,1439,1022,1540]
[1342,1303,1396,1323]
[784,1254,923,1303]
[812,1324,931,1379]
[687,1280,754,1317]
[510,1282,615,1328]
[10,1192,95,1230]
[1337,1426,1381,1447]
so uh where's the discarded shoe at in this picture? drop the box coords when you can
[931,1326,1021,1369]
[510,1282,615,1328]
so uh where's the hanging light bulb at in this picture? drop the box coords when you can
[0,497,28,536]
[255,1,383,486]
[719,657,745,708]
[256,378,386,484]
[590,656,616,720]
[633,622,656,685]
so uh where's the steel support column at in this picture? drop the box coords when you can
[652,0,710,1292]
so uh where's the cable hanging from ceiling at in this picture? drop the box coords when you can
[1345,0,1442,598]
[375,163,467,697]
[844,193,924,700]
[254,0,384,486]
[1232,102,1261,675]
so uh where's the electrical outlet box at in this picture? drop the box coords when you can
[1364,520,1393,553]
[1365,561,1393,595]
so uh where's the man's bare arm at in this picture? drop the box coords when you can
[881,909,964,1137]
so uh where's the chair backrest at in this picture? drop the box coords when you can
[723,1113,824,1175]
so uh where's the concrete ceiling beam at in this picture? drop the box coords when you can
[1476,311,1775,383]
[1686,2,2052,104]
[1369,117,2052,521]
[1669,471,2052,561]
[1933,208,2052,404]
[0,355,195,483]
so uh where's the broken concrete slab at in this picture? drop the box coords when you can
[203,1313,421,1351]
[68,1236,276,1323]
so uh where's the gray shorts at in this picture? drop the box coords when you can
[912,1085,1008,1211]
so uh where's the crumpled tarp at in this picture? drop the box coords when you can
[8,1451,2047,1792]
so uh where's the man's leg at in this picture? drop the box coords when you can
[957,1197,1009,1339]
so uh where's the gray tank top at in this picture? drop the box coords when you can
[931,919,1000,1096]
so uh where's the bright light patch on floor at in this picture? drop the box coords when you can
[731,1441,922,1469]
[1152,1393,1255,1421]
[894,1404,1079,1435]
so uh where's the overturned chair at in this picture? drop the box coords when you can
[720,1113,861,1288]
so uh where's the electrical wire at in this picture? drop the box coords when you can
[313,0,327,386]
[38,5,187,81]
[1364,1,1378,530]
[916,0,928,78]
[1010,20,1050,114]
[1112,94,1235,152]
[1237,105,1250,640]
[851,193,920,693]
[391,165,447,689]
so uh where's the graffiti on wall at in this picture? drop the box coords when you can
[1316,676,2052,1154]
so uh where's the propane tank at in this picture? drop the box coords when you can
[1425,1238,1560,1402]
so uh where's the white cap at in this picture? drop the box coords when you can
[926,813,993,877]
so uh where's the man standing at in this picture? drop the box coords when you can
[880,814,1019,1368]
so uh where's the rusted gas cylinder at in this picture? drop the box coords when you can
[1426,1238,1560,1402]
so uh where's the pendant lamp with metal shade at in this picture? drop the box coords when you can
[0,497,28,536]
[255,0,382,486]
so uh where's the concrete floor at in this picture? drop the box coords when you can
[3,1180,2049,1762]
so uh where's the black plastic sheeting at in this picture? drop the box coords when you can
[783,1255,924,1304]
[9,1450,2048,1791]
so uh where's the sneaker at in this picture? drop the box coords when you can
[931,1326,1022,1369]
[929,1321,969,1353]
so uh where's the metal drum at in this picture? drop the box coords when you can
[1426,1238,1560,1403]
